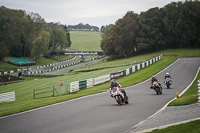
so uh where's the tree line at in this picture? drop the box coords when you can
[101,0,200,60]
[68,23,99,32]
[0,6,71,61]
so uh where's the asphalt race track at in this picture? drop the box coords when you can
[0,58,200,133]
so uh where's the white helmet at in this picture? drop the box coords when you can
[166,72,169,75]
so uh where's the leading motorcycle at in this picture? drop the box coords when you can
[111,86,128,105]
[164,77,172,89]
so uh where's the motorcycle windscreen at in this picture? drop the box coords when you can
[112,87,118,93]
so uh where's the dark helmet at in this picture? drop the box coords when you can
[152,76,156,80]
[111,79,116,86]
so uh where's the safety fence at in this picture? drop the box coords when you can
[33,82,68,99]
[198,80,200,103]
[0,91,15,103]
[70,55,162,93]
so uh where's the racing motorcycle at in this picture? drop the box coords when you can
[111,86,128,105]
[151,81,162,95]
[164,77,172,89]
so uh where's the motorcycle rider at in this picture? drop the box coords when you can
[164,72,171,79]
[164,72,172,84]
[150,76,161,88]
[109,79,127,97]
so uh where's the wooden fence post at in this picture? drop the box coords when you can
[33,89,35,99]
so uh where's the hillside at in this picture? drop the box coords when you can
[70,31,102,51]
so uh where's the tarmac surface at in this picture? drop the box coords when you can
[128,103,200,133]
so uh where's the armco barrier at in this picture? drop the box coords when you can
[69,55,162,93]
[0,91,15,103]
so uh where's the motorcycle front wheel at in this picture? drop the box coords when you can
[116,95,123,105]
[155,87,160,95]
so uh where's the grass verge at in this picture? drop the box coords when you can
[149,119,200,133]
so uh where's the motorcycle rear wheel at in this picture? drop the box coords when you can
[125,96,129,104]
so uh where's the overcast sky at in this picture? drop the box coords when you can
[1,0,181,28]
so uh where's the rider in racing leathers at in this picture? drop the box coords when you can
[164,72,172,84]
[164,72,171,79]
[109,79,127,97]
[150,76,161,88]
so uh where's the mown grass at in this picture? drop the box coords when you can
[0,49,200,117]
[35,55,74,66]
[149,119,200,133]
[168,70,200,106]
[70,31,102,51]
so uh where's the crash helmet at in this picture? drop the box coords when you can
[111,79,116,86]
[166,72,169,75]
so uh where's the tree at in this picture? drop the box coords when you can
[31,30,50,61]
[136,7,165,53]
[101,11,139,59]
[64,24,71,47]
[49,24,69,51]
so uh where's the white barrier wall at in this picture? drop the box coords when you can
[142,62,145,68]
[0,91,15,103]
[126,68,130,75]
[132,66,136,73]
[137,64,140,70]
[70,81,80,93]
[87,79,94,88]
[150,59,152,65]
[146,61,149,67]
[93,74,110,85]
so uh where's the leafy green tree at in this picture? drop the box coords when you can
[64,24,71,47]
[101,11,139,59]
[136,7,165,53]
[163,1,200,48]
[49,24,69,51]
[101,29,116,59]
[31,30,50,61]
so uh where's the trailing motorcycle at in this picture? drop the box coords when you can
[111,86,128,105]
[151,81,162,95]
[164,77,172,89]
